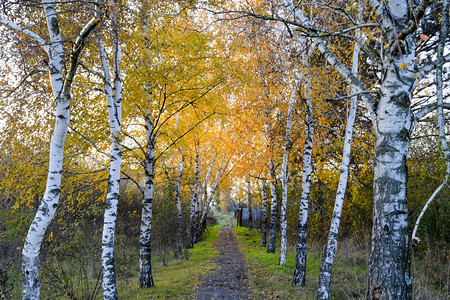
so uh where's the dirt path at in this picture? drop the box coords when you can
[193,219,249,300]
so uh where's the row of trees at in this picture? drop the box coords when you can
[212,0,449,299]
[0,0,449,299]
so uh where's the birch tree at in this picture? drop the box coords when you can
[247,177,253,229]
[260,179,268,247]
[97,2,122,296]
[190,153,217,244]
[139,94,157,288]
[267,160,278,254]
[195,155,229,241]
[188,144,201,248]
[213,0,450,296]
[411,0,449,245]
[292,58,314,286]
[163,148,185,258]
[317,3,363,297]
[0,1,104,298]
[279,80,300,266]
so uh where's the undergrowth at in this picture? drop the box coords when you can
[234,226,448,300]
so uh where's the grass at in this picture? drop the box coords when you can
[3,224,222,299]
[234,227,448,299]
[213,210,231,226]
[4,218,447,299]
[235,227,369,299]
[116,224,221,299]
[235,226,322,299]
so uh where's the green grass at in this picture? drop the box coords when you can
[116,224,221,299]
[213,211,232,226]
[4,225,222,299]
[234,227,368,299]
[235,227,448,299]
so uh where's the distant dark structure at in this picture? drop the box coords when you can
[235,208,261,228]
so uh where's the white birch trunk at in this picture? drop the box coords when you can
[280,81,300,266]
[247,177,253,229]
[293,60,314,286]
[317,4,362,297]
[367,1,416,297]
[282,1,417,296]
[175,148,185,258]
[192,154,217,242]
[163,149,185,258]
[267,162,278,254]
[188,146,200,248]
[195,156,228,242]
[98,16,122,298]
[139,94,156,288]
[411,0,449,244]
[260,179,268,247]
[19,2,103,298]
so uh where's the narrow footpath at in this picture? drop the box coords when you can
[194,219,250,300]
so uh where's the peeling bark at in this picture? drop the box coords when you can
[367,1,416,297]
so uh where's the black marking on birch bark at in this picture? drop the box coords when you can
[397,128,410,142]
[375,138,399,155]
[105,200,112,210]
[103,239,114,247]
[50,188,60,195]
[374,176,402,196]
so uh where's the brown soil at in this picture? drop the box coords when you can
[193,219,249,300]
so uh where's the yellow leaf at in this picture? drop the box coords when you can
[384,43,390,48]
[400,63,405,70]
[413,72,420,78]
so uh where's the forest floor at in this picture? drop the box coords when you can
[193,217,250,300]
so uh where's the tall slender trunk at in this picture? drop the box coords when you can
[280,81,299,266]
[281,0,419,296]
[317,4,361,297]
[293,62,314,286]
[188,145,200,249]
[98,14,123,297]
[175,148,185,258]
[20,2,102,298]
[267,162,278,253]
[162,148,185,258]
[195,157,228,242]
[191,153,217,245]
[260,179,268,247]
[247,177,253,229]
[139,95,156,288]
[411,0,449,244]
